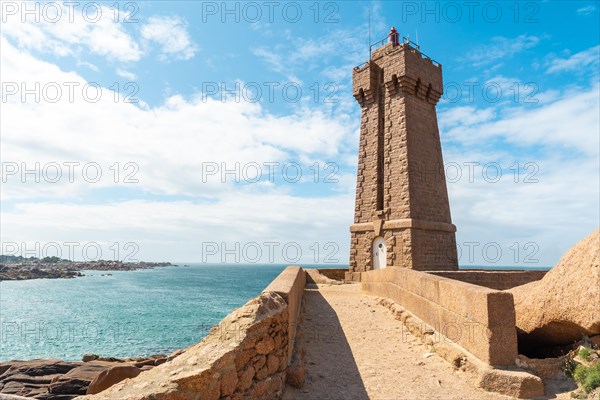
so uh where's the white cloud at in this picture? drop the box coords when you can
[252,17,379,116]
[252,2,385,79]
[141,16,198,61]
[464,35,541,67]
[253,48,287,74]
[77,61,99,72]
[439,106,496,127]
[439,80,600,265]
[2,193,353,263]
[546,45,600,73]
[1,5,198,65]
[1,3,142,62]
[1,38,355,197]
[577,5,597,15]
[0,37,355,263]
[291,40,336,63]
[116,68,137,80]
[441,82,600,156]
[445,149,599,266]
[322,66,347,82]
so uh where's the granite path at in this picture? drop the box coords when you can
[283,283,512,400]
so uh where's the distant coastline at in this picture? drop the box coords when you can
[0,255,172,281]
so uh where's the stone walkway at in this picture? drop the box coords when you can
[283,283,511,400]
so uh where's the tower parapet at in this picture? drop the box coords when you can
[352,61,380,106]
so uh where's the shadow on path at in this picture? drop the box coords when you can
[284,288,369,400]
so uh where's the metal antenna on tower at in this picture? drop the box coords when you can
[416,29,419,48]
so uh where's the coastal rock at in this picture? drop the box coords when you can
[0,259,172,281]
[0,360,79,398]
[81,355,98,363]
[0,356,168,398]
[95,357,120,363]
[0,360,80,378]
[510,229,600,345]
[86,365,141,394]
[0,394,31,399]
[0,265,82,281]
[49,363,109,395]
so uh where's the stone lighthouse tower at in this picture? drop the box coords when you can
[348,29,458,276]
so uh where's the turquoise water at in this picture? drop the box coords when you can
[0,264,317,362]
[0,263,548,362]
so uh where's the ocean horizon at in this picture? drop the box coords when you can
[0,263,550,362]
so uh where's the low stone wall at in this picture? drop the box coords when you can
[262,266,307,365]
[77,266,306,400]
[361,267,518,366]
[429,270,548,290]
[376,298,543,398]
[315,268,346,281]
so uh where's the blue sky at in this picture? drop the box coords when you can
[1,1,599,266]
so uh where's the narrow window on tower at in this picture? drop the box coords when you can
[357,88,366,107]
[376,68,385,212]
[415,78,421,97]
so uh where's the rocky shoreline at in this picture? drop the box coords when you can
[0,351,185,399]
[0,257,180,398]
[0,258,173,281]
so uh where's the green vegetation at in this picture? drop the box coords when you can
[580,347,593,361]
[0,255,28,263]
[40,256,64,264]
[573,362,600,393]
[563,350,600,395]
[563,358,578,377]
[0,255,70,264]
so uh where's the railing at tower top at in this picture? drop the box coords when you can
[354,36,440,70]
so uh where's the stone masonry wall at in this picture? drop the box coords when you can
[410,228,458,270]
[315,268,347,281]
[361,267,518,366]
[78,266,306,400]
[404,94,451,223]
[353,63,381,225]
[429,270,548,291]
[262,266,307,366]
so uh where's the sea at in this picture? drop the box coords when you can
[0,263,549,362]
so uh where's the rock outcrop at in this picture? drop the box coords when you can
[510,229,600,346]
[0,354,175,399]
[0,265,82,280]
[86,365,141,395]
[0,260,172,281]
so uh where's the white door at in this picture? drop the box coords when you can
[373,237,387,269]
